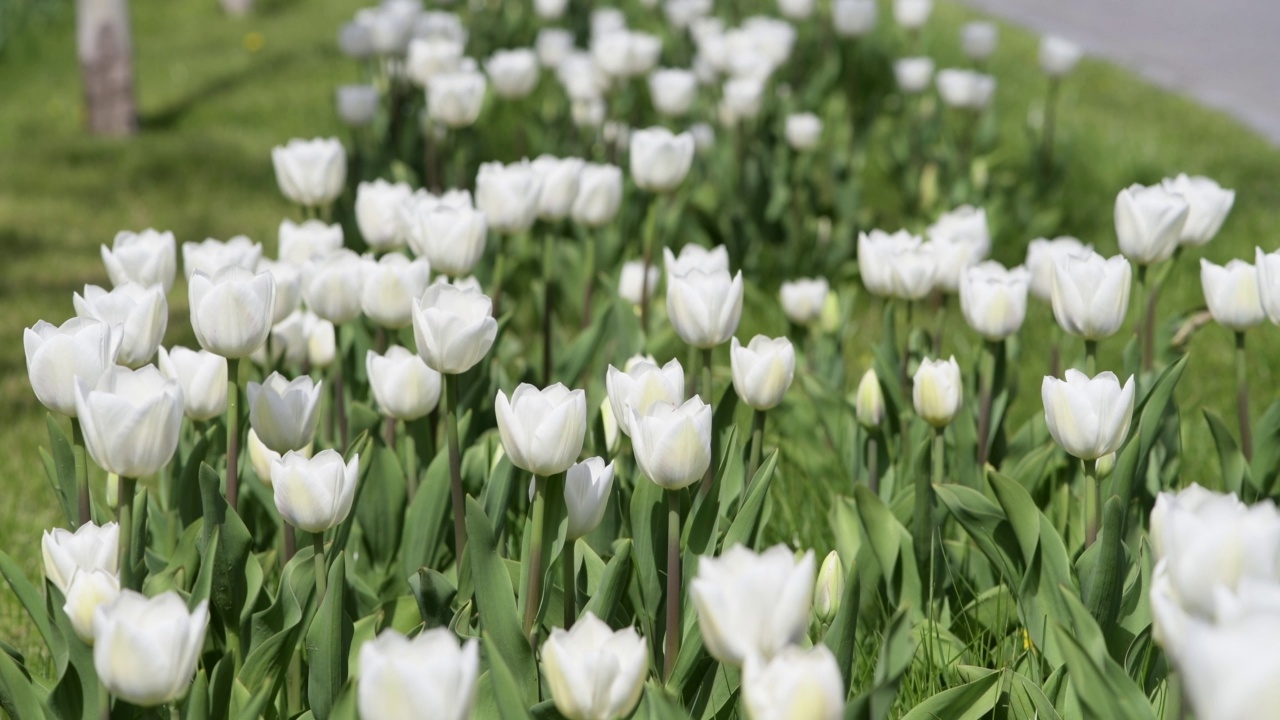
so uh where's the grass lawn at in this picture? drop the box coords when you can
[2,0,1279,664]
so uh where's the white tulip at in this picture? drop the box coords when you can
[338,21,374,60]
[571,163,623,228]
[777,0,813,20]
[486,48,540,100]
[961,21,998,60]
[913,356,962,428]
[630,127,696,193]
[63,569,120,644]
[541,612,647,720]
[358,628,480,720]
[536,28,575,68]
[571,97,606,129]
[101,229,177,292]
[785,113,823,151]
[535,0,569,19]
[720,77,765,123]
[306,314,336,369]
[271,137,347,208]
[427,69,487,128]
[247,372,323,453]
[665,244,730,278]
[743,645,845,720]
[1050,251,1132,340]
[366,346,442,421]
[855,368,885,429]
[361,253,432,329]
[689,122,716,152]
[1116,183,1189,266]
[25,317,119,418]
[605,358,685,440]
[741,16,796,70]
[1041,370,1135,461]
[858,229,922,298]
[412,283,498,374]
[730,336,795,411]
[531,155,585,222]
[557,51,609,101]
[926,205,991,291]
[157,346,227,422]
[590,7,626,38]
[592,30,662,79]
[1256,247,1280,325]
[336,84,379,127]
[618,260,660,306]
[182,235,262,280]
[189,267,276,358]
[406,37,464,87]
[302,249,364,324]
[1177,612,1280,720]
[779,277,829,326]
[665,0,713,29]
[93,590,208,707]
[888,242,937,301]
[894,57,934,93]
[631,397,712,490]
[691,544,816,666]
[1025,236,1090,302]
[407,203,487,277]
[278,219,344,265]
[1162,174,1235,246]
[256,259,302,325]
[70,283,165,369]
[893,0,932,28]
[959,261,1030,340]
[42,522,119,594]
[1201,259,1264,331]
[476,160,543,234]
[935,69,996,110]
[247,428,312,485]
[833,0,877,37]
[814,550,844,623]
[270,449,359,532]
[1040,35,1082,77]
[413,10,467,45]
[356,180,414,251]
[668,269,744,349]
[496,383,588,477]
[649,68,699,118]
[75,365,183,478]
[565,457,615,540]
[355,6,412,55]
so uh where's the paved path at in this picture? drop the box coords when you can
[962,0,1280,145]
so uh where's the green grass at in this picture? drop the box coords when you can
[3,0,1280,678]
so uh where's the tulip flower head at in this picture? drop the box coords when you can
[157,346,228,422]
[779,277,829,326]
[913,356,962,428]
[258,259,303,324]
[355,179,414,252]
[1177,611,1280,720]
[784,112,823,151]
[1041,370,1135,461]
[406,36,464,87]
[189,266,276,359]
[1115,183,1190,266]
[541,612,648,720]
[1025,236,1090,302]
[1201,259,1264,331]
[302,249,365,324]
[247,372,324,453]
[565,457,615,540]
[476,160,543,234]
[720,77,765,124]
[630,127,696,193]
[42,522,119,594]
[858,229,922,298]
[278,219,344,266]
[182,235,263,280]
[893,0,932,28]
[730,336,796,411]
[63,568,120,644]
[958,261,1030,341]
[427,69,488,128]
[894,57,934,93]
[962,21,998,61]
[743,645,845,720]
[411,283,498,374]
[571,163,623,228]
[496,383,588,477]
[631,397,712,490]
[667,268,744,348]
[649,68,700,118]
[358,628,480,720]
[271,137,347,208]
[813,550,844,623]
[691,543,816,666]
[606,358,685,437]
[536,28,575,68]
[361,253,432,329]
[367,346,442,421]
[406,201,488,278]
[531,155,585,222]
[618,260,660,306]
[24,317,120,417]
[75,365,184,478]
[336,84,379,128]
[485,48,540,100]
[855,368,885,429]
[1050,250,1132,340]
[1255,247,1280,325]
[271,449,359,532]
[592,29,662,79]
[1040,35,1082,77]
[101,229,177,292]
[1162,174,1235,246]
[93,590,208,707]
[665,244,730,278]
[935,69,996,110]
[833,0,877,37]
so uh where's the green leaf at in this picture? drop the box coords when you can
[1052,625,1157,720]
[239,549,316,691]
[198,464,254,649]
[1008,671,1065,720]
[409,569,457,629]
[46,415,78,528]
[399,436,455,579]
[482,635,535,720]
[821,550,861,692]
[483,455,516,539]
[0,647,48,720]
[635,682,694,720]
[1082,496,1126,631]
[307,552,351,720]
[628,475,666,629]
[1204,409,1248,495]
[1249,399,1280,494]
[0,550,62,671]
[466,497,537,704]
[722,450,777,551]
[184,669,210,720]
[1110,357,1187,510]
[899,668,1000,720]
[356,444,407,569]
[582,539,632,622]
[329,433,375,563]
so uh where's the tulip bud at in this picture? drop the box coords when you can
[1162,174,1235,246]
[618,260,660,307]
[355,180,413,252]
[247,372,323,453]
[888,243,938,301]
[1039,35,1082,77]
[893,0,932,28]
[777,0,813,20]
[691,544,816,665]
[814,550,844,623]
[531,155,585,222]
[590,7,625,38]
[730,336,795,411]
[485,48,540,100]
[913,356,962,428]
[630,127,695,193]
[961,21,998,60]
[592,30,662,79]
[631,398,712,490]
[557,52,608,101]
[427,70,488,128]
[101,229,177,293]
[338,21,374,60]
[476,160,543,234]
[779,277,829,326]
[833,0,877,37]
[278,219,344,265]
[1024,236,1090,302]
[411,284,498,374]
[93,591,208,706]
[1050,251,1132,340]
[665,244,730,278]
[336,84,379,128]
[271,137,346,208]
[182,235,263,280]
[535,0,568,19]
[75,365,183,478]
[935,69,996,110]
[271,449,359,532]
[858,229,922,298]
[743,645,845,720]
[189,266,276,358]
[1256,247,1280,325]
[565,457,615,540]
[667,269,744,349]
[306,314,336,369]
[495,383,588,477]
[605,359,684,438]
[360,254,432,329]
[406,205,486,279]
[784,113,823,151]
[358,628,480,720]
[42,522,119,594]
[61,568,120,645]
[24,318,120,418]
[649,68,699,118]
[413,10,467,46]
[302,249,364,324]
[536,28,574,68]
[665,0,711,29]
[541,612,648,720]
[157,346,227,422]
[894,56,934,93]
[1115,183,1189,266]
[720,77,764,124]
[1042,370,1135,460]
[355,6,412,56]
[367,346,443,421]
[256,259,302,325]
[1096,451,1116,480]
[1200,259,1265,331]
[571,97,606,129]
[248,428,278,484]
[406,37,463,87]
[855,368,885,429]
[959,261,1030,340]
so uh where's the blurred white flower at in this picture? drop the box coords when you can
[476,160,543,234]
[894,56,934,94]
[1201,259,1265,331]
[649,68,699,118]
[271,137,346,208]
[356,179,414,252]
[1115,183,1189,266]
[427,69,487,128]
[73,282,166,368]
[1024,236,1090,302]
[486,48,540,100]
[183,235,262,279]
[1162,174,1235,246]
[959,261,1030,340]
[101,229,177,292]
[1040,35,1082,77]
[784,112,823,151]
[278,219,344,265]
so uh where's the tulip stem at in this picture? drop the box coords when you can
[639,195,660,336]
[697,347,716,499]
[562,538,576,630]
[71,418,90,527]
[543,231,556,384]
[746,409,766,490]
[117,476,136,591]
[524,475,546,643]
[492,248,507,318]
[313,533,327,602]
[977,340,998,467]
[444,374,467,562]
[226,357,240,511]
[1133,264,1148,372]
[1236,332,1253,461]
[1084,339,1097,376]
[867,431,880,494]
[581,227,597,328]
[914,430,941,582]
[334,361,349,452]
[664,490,681,682]
[1084,458,1099,548]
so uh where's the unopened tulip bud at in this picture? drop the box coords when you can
[367,346,442,421]
[855,368,885,429]
[271,449,359,532]
[271,137,346,208]
[158,346,227,422]
[1096,451,1116,480]
[730,336,795,411]
[1116,183,1189,266]
[631,398,712,490]
[278,219,344,265]
[630,127,695,193]
[24,317,120,418]
[541,612,648,720]
[667,269,744,348]
[565,457,615,540]
[1042,370,1135,460]
[358,628,480,720]
[486,48,540,100]
[247,372,323,453]
[496,383,588,477]
[814,550,844,623]
[75,365,184,478]
[1163,174,1235,246]
[43,522,119,594]
[63,569,120,644]
[743,645,845,720]
[93,590,208,707]
[411,284,498,374]
[1201,259,1264,331]
[189,266,276,358]
[913,356,962,428]
[101,229,177,293]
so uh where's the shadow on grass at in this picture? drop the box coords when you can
[137,49,304,131]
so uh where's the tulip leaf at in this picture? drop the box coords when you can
[198,463,253,647]
[483,455,517,539]
[1007,671,1065,720]
[1052,623,1157,720]
[0,553,62,674]
[45,414,78,528]
[398,442,453,580]
[239,547,315,691]
[1249,398,1280,495]
[1082,496,1126,631]
[174,426,216,529]
[582,539,632,623]
[683,427,738,558]
[721,449,778,551]
[46,582,102,720]
[0,647,48,720]
[1204,409,1248,496]
[355,444,407,570]
[851,484,920,608]
[1109,356,1187,511]
[822,547,862,692]
[329,433,374,564]
[346,403,381,448]
[636,682,694,720]
[628,474,667,633]
[466,497,537,704]
[307,552,351,720]
[482,635,535,720]
[209,653,234,720]
[409,568,457,630]
[934,483,1023,582]
[184,669,209,720]
[557,302,616,387]
[899,667,1001,719]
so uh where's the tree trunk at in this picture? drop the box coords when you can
[78,0,137,137]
